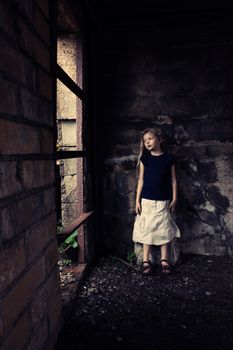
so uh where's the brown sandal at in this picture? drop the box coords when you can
[160,259,173,274]
[142,260,153,275]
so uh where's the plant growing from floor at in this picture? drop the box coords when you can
[127,252,137,265]
[62,259,72,266]
[59,230,78,253]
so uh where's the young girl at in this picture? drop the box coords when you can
[132,128,180,275]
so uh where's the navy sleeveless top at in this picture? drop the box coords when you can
[140,152,175,200]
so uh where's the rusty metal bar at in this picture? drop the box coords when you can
[59,211,94,236]
[58,211,94,263]
[56,64,85,100]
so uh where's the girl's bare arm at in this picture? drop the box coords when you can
[135,161,144,214]
[169,164,177,212]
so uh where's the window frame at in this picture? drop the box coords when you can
[51,0,95,264]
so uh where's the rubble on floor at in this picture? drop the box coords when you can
[55,254,233,350]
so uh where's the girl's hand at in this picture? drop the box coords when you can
[169,200,177,213]
[135,201,141,215]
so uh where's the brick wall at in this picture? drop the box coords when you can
[98,10,233,258]
[0,1,62,349]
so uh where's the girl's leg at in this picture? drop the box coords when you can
[142,244,152,274]
[143,243,151,262]
[160,243,168,262]
[160,243,172,273]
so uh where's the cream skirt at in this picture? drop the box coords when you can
[132,198,180,245]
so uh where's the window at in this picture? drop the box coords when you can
[54,0,94,263]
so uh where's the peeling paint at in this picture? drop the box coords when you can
[189,163,198,172]
[198,201,215,212]
[156,114,173,125]
[105,155,137,165]
[174,125,190,144]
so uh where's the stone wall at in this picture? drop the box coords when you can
[57,34,83,226]
[0,1,62,349]
[99,10,233,258]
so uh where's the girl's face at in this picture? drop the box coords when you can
[143,132,161,151]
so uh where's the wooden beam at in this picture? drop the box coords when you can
[55,150,87,159]
[56,64,85,100]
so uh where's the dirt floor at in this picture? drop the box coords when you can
[55,254,233,350]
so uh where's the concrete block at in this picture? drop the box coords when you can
[61,120,77,146]
[2,256,45,334]
[17,20,50,71]
[37,98,53,126]
[61,174,77,196]
[0,2,15,39]
[61,158,77,176]
[27,318,48,350]
[30,286,47,330]
[45,239,59,274]
[0,119,40,155]
[0,36,25,84]
[61,203,78,225]
[47,293,63,339]
[46,268,61,310]
[0,162,23,199]
[21,160,54,190]
[40,129,54,153]
[38,69,52,100]
[57,36,77,81]
[1,312,29,350]
[57,80,78,118]
[20,89,39,122]
[36,0,49,18]
[35,9,50,44]
[0,239,26,294]
[0,77,17,115]
[26,214,56,263]
[0,206,17,242]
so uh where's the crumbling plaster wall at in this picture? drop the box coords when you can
[99,11,233,258]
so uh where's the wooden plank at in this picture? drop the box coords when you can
[59,211,94,236]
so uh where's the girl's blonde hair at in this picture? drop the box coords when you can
[137,127,167,167]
